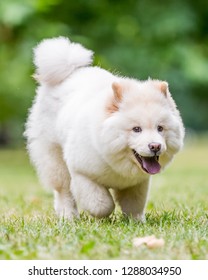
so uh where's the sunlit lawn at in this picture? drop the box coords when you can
[0,137,208,259]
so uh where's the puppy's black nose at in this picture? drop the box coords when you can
[148,142,161,153]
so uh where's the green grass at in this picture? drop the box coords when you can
[0,138,208,260]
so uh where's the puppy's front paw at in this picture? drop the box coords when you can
[132,213,146,223]
[55,203,79,220]
[54,192,79,220]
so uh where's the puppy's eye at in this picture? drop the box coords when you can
[133,127,142,133]
[157,125,163,132]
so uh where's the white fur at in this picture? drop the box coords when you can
[25,37,185,220]
[33,37,93,85]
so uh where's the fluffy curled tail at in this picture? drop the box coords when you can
[33,37,93,85]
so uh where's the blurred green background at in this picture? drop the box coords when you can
[0,0,208,146]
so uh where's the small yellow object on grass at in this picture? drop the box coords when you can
[133,235,165,249]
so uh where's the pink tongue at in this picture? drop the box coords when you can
[142,157,161,174]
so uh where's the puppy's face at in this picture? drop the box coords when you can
[102,79,184,175]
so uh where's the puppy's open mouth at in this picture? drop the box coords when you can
[133,149,161,175]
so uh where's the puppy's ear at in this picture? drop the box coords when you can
[112,82,123,102]
[106,82,123,114]
[153,80,169,96]
[159,81,168,96]
[153,80,177,110]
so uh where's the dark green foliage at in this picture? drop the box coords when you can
[0,0,208,145]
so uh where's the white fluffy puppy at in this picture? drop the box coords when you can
[25,37,184,221]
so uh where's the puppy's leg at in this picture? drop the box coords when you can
[113,179,150,222]
[70,174,115,218]
[28,140,78,219]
